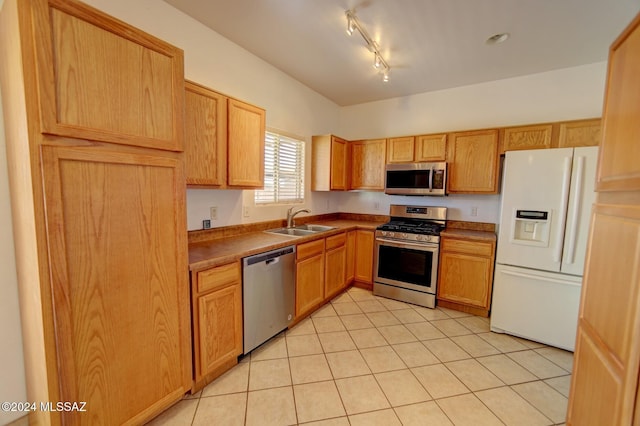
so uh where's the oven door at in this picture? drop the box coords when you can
[374,238,439,294]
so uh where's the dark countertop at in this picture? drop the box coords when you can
[188,219,384,271]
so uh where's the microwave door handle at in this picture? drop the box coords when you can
[429,165,434,192]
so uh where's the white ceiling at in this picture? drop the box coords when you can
[164,0,640,106]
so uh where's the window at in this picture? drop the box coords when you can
[255,131,305,204]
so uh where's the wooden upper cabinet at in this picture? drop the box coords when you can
[227,98,266,188]
[34,0,184,151]
[184,81,227,186]
[503,124,553,152]
[415,134,447,162]
[351,139,386,190]
[330,137,349,190]
[387,136,415,163]
[447,129,499,194]
[597,15,640,191]
[312,135,349,191]
[558,119,601,148]
[387,134,447,163]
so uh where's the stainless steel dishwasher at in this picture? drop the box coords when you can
[242,245,296,354]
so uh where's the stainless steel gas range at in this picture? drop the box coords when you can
[373,205,447,309]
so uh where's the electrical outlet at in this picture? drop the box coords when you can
[202,219,211,229]
[243,206,250,218]
[210,206,217,221]
[471,206,478,217]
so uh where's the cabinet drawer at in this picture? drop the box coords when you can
[197,262,241,294]
[441,238,493,257]
[326,233,346,250]
[297,239,325,260]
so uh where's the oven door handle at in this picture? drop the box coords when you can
[376,238,438,251]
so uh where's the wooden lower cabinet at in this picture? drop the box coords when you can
[296,239,326,317]
[437,234,496,317]
[354,230,375,289]
[346,231,356,283]
[325,233,347,299]
[192,262,243,392]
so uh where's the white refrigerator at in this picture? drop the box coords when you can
[490,146,598,351]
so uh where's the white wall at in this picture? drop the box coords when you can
[0,0,28,417]
[336,63,607,223]
[82,0,341,231]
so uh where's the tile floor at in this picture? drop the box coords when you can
[149,287,573,426]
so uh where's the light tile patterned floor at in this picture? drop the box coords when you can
[148,287,573,426]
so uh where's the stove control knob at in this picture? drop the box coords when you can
[417,235,426,241]
[383,231,390,237]
[401,233,408,239]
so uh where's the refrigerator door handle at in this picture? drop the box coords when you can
[500,268,582,287]
[553,156,572,263]
[565,155,585,265]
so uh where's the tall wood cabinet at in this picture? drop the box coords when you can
[184,81,265,188]
[0,0,191,424]
[567,12,640,425]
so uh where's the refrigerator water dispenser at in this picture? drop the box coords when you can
[510,209,551,246]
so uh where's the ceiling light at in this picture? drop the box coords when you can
[346,15,356,35]
[345,9,391,83]
[486,33,510,45]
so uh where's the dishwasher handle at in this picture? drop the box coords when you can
[244,245,295,266]
[265,258,279,266]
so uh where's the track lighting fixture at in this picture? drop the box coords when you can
[345,9,391,82]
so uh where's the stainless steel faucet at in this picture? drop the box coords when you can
[286,207,310,228]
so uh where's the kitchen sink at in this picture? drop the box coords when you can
[293,224,336,232]
[265,224,336,237]
[265,228,316,237]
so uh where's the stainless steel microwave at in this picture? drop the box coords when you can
[385,162,447,196]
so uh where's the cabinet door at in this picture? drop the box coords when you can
[331,136,349,190]
[415,134,447,162]
[296,254,325,317]
[41,143,191,425]
[198,283,243,378]
[503,124,553,152]
[325,246,346,300]
[597,17,640,192]
[448,130,499,193]
[184,81,227,186]
[34,0,184,150]
[354,230,374,285]
[568,13,640,425]
[227,98,265,187]
[558,119,601,148]
[437,252,492,308]
[351,139,386,190]
[387,137,415,163]
[346,231,356,283]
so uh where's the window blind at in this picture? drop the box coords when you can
[255,131,305,204]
